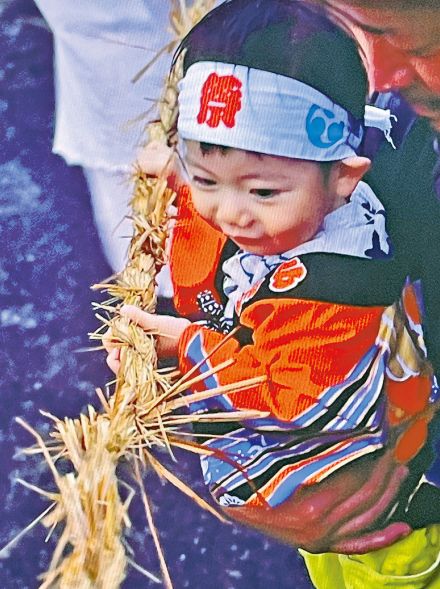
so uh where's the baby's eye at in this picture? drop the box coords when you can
[250,188,279,199]
[192,175,217,187]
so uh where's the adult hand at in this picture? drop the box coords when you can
[225,448,411,554]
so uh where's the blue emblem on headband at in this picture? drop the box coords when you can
[306,105,345,149]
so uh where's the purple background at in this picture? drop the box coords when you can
[0,2,313,587]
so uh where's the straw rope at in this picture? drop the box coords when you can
[1,2,269,588]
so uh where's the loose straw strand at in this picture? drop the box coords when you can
[3,4,264,589]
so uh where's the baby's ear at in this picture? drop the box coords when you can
[333,156,371,198]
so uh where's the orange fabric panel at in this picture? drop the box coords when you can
[387,375,432,422]
[170,185,226,314]
[387,376,432,463]
[402,281,423,325]
[178,298,385,421]
[395,417,430,463]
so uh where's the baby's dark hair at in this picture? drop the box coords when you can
[174,0,367,120]
[198,141,335,184]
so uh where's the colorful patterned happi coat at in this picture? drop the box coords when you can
[170,183,438,510]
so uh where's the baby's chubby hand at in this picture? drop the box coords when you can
[136,141,185,185]
[103,305,191,374]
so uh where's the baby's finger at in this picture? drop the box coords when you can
[137,141,174,177]
[120,305,157,331]
[106,348,121,374]
[332,522,412,555]
[102,327,119,353]
[103,337,115,354]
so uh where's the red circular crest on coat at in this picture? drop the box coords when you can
[269,257,307,292]
[197,73,242,128]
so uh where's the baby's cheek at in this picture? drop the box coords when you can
[265,210,292,235]
[195,201,219,229]
[191,191,208,216]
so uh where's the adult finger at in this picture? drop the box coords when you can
[335,463,409,537]
[332,522,412,555]
[326,451,408,532]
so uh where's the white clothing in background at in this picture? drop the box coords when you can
[83,167,132,271]
[34,0,174,276]
[35,0,174,171]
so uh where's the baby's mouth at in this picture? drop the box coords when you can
[228,234,259,244]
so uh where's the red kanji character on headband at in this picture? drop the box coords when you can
[197,73,242,128]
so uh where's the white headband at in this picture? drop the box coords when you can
[178,61,365,161]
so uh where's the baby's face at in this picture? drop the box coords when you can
[183,141,341,256]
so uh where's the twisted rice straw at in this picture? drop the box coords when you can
[2,2,268,588]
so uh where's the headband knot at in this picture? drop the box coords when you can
[364,104,398,149]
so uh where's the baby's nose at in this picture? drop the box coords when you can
[217,198,252,229]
